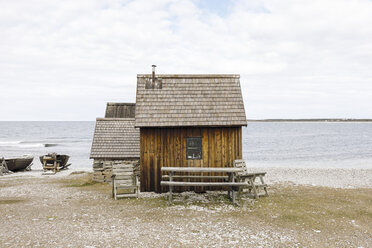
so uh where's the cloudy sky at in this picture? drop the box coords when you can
[1,0,371,120]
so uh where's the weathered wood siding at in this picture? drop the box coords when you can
[140,127,242,192]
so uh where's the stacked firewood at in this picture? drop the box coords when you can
[92,160,110,183]
[92,159,139,183]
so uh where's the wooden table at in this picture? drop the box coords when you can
[161,167,248,204]
[236,172,268,199]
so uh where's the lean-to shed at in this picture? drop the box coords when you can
[135,74,247,192]
[90,103,140,182]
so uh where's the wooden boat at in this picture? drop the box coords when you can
[4,156,34,172]
[39,154,70,170]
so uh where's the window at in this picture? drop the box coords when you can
[186,137,202,160]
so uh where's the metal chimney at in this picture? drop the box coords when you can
[152,65,156,83]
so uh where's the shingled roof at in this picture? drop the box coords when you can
[105,103,135,118]
[135,74,247,127]
[90,118,140,159]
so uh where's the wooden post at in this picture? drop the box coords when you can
[113,177,117,200]
[169,171,173,203]
[136,176,139,198]
[231,172,236,204]
[260,175,268,196]
[227,173,231,198]
[0,158,4,176]
[250,176,258,199]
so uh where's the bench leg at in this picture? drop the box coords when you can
[227,173,231,198]
[168,172,174,203]
[136,177,140,198]
[250,177,258,199]
[169,185,173,203]
[231,173,237,205]
[237,178,243,198]
[260,175,268,196]
[113,180,117,200]
[112,178,115,198]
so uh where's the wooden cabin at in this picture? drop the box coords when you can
[135,74,247,192]
[90,103,140,182]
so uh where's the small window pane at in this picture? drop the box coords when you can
[186,137,202,160]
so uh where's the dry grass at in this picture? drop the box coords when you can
[246,183,372,231]
[65,174,372,236]
[59,172,111,193]
[0,198,26,205]
[72,174,372,247]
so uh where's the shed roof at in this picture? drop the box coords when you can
[105,103,135,118]
[135,74,247,127]
[90,118,140,159]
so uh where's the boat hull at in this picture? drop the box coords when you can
[5,157,34,172]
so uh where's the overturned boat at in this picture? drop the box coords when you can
[3,156,34,172]
[39,153,70,171]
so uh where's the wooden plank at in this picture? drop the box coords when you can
[215,128,221,169]
[116,185,138,190]
[144,152,149,192]
[161,167,243,173]
[162,175,228,179]
[114,179,133,185]
[238,127,242,159]
[154,128,161,192]
[114,175,133,180]
[112,168,133,173]
[153,129,159,192]
[222,128,227,167]
[209,128,215,191]
[202,128,208,168]
[149,152,154,192]
[161,181,248,187]
[140,130,145,192]
[231,128,236,165]
[113,164,134,169]
[115,193,138,198]
[156,154,161,193]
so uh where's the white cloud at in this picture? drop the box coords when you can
[0,0,371,120]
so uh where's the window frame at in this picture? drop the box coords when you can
[186,137,202,160]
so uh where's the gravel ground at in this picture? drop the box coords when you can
[253,167,372,188]
[0,168,371,248]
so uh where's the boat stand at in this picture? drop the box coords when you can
[0,158,12,175]
[41,153,61,175]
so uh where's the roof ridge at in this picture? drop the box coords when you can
[137,74,240,78]
[96,118,135,121]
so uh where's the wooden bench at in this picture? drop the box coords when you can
[161,167,248,204]
[234,160,268,199]
[112,163,139,200]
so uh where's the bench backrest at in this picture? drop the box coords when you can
[112,163,136,185]
[233,159,248,175]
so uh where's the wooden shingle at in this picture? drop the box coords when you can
[105,103,135,118]
[90,118,140,159]
[135,74,247,127]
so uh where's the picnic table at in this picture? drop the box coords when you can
[161,167,248,204]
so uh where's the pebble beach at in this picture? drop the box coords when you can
[0,167,371,247]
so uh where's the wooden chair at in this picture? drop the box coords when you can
[112,163,139,200]
[233,160,268,199]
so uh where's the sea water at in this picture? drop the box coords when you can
[0,121,371,170]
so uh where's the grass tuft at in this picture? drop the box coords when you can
[0,199,26,204]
